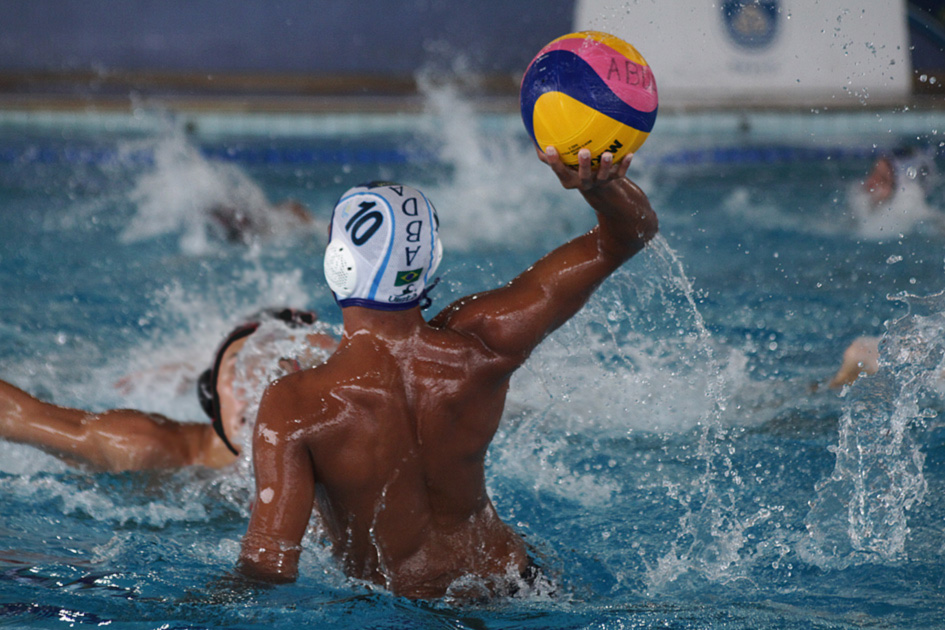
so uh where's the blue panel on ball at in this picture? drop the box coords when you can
[520,50,657,145]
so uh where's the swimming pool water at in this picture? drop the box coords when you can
[0,99,944,629]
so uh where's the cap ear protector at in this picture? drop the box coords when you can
[198,308,319,456]
[324,240,358,299]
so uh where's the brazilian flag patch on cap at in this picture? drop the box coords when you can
[394,268,423,286]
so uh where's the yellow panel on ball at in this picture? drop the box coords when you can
[531,91,649,166]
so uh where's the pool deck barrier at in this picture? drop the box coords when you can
[0,71,942,143]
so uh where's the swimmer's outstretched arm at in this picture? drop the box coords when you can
[0,378,201,471]
[432,147,657,365]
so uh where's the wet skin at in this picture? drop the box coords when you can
[238,149,659,599]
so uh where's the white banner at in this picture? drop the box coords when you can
[574,0,912,108]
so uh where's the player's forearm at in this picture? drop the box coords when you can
[0,380,33,438]
[582,178,658,262]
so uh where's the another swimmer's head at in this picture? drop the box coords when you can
[197,308,318,455]
[324,182,442,311]
[865,156,896,205]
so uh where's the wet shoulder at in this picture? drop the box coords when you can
[258,360,391,438]
[429,300,529,370]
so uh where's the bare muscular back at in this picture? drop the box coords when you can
[250,316,528,597]
[238,155,657,600]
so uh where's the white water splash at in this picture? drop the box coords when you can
[802,291,940,567]
[0,441,69,475]
[505,235,753,436]
[2,475,208,527]
[604,237,778,590]
[491,233,775,589]
[848,179,940,241]
[76,264,313,420]
[121,130,318,254]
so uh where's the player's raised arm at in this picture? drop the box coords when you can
[432,148,657,366]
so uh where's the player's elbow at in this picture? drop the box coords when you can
[636,204,659,244]
[621,178,659,246]
[600,204,658,263]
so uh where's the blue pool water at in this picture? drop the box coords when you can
[1,95,944,629]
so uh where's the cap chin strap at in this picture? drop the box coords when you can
[418,277,440,310]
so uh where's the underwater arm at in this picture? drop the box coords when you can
[113,360,198,396]
[238,388,316,583]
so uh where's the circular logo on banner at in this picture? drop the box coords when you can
[721,0,780,50]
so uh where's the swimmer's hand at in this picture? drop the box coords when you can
[539,145,657,251]
[537,146,632,192]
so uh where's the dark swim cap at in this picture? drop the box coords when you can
[197,308,318,455]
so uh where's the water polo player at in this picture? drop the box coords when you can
[0,308,333,472]
[237,148,658,600]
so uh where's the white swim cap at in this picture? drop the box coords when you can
[324,182,442,311]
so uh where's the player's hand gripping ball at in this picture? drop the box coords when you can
[521,31,658,167]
